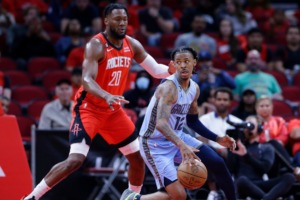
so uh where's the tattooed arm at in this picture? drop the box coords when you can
[155,80,199,162]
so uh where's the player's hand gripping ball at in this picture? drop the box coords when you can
[177,159,207,190]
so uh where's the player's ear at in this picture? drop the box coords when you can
[193,59,197,67]
[104,17,109,26]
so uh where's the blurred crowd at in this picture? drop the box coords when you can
[1,0,300,199]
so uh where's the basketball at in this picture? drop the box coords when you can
[177,159,207,190]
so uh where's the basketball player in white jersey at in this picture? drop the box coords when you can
[121,47,237,200]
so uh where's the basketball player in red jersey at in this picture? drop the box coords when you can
[22,3,175,200]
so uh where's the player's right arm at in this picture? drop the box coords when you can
[82,38,128,109]
[155,81,199,162]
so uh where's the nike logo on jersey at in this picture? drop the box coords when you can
[107,48,114,52]
[124,47,130,52]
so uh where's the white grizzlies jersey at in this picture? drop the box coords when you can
[139,74,198,139]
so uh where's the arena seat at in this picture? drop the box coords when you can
[266,71,288,87]
[27,57,61,81]
[16,116,35,141]
[282,86,300,102]
[293,72,300,86]
[5,70,31,88]
[7,101,22,116]
[0,57,17,71]
[27,100,50,123]
[144,46,165,59]
[12,86,49,106]
[42,70,72,94]
[272,100,294,117]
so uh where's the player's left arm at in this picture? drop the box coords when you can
[128,36,175,78]
[186,85,236,150]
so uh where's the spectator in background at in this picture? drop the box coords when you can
[256,96,300,179]
[123,70,154,117]
[236,28,273,72]
[61,0,101,35]
[216,0,257,36]
[0,0,15,34]
[288,119,300,167]
[65,45,84,71]
[231,115,295,200]
[231,88,257,120]
[138,0,175,46]
[197,86,216,117]
[234,50,283,100]
[39,79,73,130]
[198,87,242,200]
[175,14,216,56]
[274,25,300,83]
[0,94,10,114]
[71,67,82,100]
[55,19,84,64]
[262,9,289,45]
[256,96,288,147]
[215,19,245,69]
[0,70,11,99]
[246,0,274,30]
[10,6,55,64]
[192,50,236,93]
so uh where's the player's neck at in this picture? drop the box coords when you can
[103,31,123,48]
[178,79,190,91]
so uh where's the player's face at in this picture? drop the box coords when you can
[105,9,128,39]
[174,52,196,80]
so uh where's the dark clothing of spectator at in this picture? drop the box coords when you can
[230,141,295,199]
[275,46,300,70]
[123,70,154,117]
[138,6,173,34]
[11,34,55,60]
[62,3,99,34]
[231,108,256,121]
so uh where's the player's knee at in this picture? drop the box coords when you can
[169,189,186,200]
[65,155,85,171]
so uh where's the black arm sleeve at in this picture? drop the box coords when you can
[186,114,218,142]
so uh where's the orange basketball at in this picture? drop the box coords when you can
[177,159,207,190]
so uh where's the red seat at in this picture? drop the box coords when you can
[27,57,61,81]
[5,70,31,88]
[293,72,300,86]
[12,86,48,106]
[144,46,165,59]
[42,20,56,32]
[27,100,50,122]
[266,71,288,86]
[282,86,300,102]
[7,101,22,116]
[42,70,71,93]
[16,116,35,141]
[160,33,180,52]
[272,100,294,116]
[0,57,17,71]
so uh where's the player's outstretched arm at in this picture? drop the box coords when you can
[155,81,199,162]
[128,37,175,78]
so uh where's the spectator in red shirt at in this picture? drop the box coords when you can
[65,46,84,72]
[288,119,300,167]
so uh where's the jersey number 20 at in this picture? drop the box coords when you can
[108,71,122,86]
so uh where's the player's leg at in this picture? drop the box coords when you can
[196,144,236,200]
[120,137,186,200]
[23,109,95,200]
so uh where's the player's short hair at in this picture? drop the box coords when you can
[171,46,198,61]
[104,3,128,17]
[214,87,233,101]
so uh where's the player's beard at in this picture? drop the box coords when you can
[110,26,126,39]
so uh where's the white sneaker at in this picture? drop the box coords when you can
[207,190,220,200]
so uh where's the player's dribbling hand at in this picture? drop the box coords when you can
[217,135,236,151]
[105,95,129,111]
[180,144,200,166]
[168,61,176,75]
